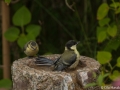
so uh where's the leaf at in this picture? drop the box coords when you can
[17,34,36,48]
[97,27,107,43]
[97,3,109,20]
[0,79,12,89]
[85,83,97,88]
[98,18,110,27]
[12,6,31,26]
[104,39,120,51]
[103,73,110,78]
[117,57,120,67]
[107,25,117,37]
[97,74,104,86]
[26,34,36,41]
[26,24,41,37]
[115,7,120,14]
[97,73,109,86]
[5,0,11,5]
[17,34,29,48]
[4,27,20,42]
[92,72,97,78]
[109,70,120,80]
[97,51,112,64]
[110,2,120,8]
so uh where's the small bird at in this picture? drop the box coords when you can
[35,40,80,71]
[23,40,39,57]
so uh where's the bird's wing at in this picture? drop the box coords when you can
[53,51,77,71]
[53,56,61,64]
[60,51,77,66]
[54,62,68,71]
[35,56,54,65]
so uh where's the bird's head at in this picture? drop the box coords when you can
[29,40,38,50]
[65,40,80,51]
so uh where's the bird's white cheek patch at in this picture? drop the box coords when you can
[71,45,76,50]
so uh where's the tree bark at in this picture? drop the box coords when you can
[1,1,10,79]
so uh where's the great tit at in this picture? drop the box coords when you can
[35,40,80,71]
[23,40,39,57]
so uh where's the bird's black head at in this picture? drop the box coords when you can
[65,40,79,50]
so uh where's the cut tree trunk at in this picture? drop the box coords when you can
[11,54,101,90]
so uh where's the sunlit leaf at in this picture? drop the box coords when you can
[117,57,120,67]
[109,70,120,80]
[4,27,20,42]
[0,79,12,89]
[97,27,107,43]
[115,7,120,14]
[97,74,104,86]
[97,51,112,64]
[85,83,97,88]
[107,25,117,37]
[12,6,31,26]
[26,24,41,37]
[98,18,110,27]
[97,73,109,86]
[97,3,109,20]
[110,2,120,8]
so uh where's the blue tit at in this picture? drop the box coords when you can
[23,40,39,57]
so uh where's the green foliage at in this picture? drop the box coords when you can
[97,27,107,43]
[110,2,120,8]
[116,57,120,67]
[104,39,120,51]
[97,51,112,64]
[115,7,120,14]
[4,0,11,5]
[85,73,109,88]
[12,6,31,27]
[26,24,41,37]
[85,82,97,88]
[110,2,120,14]
[97,73,109,86]
[4,5,41,48]
[4,27,20,42]
[98,18,110,27]
[0,79,12,89]
[107,25,117,37]
[17,34,30,48]
[97,3,109,20]
[96,0,120,87]
[109,70,120,80]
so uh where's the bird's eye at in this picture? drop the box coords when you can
[72,41,77,45]
[74,42,76,45]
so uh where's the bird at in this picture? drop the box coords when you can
[35,40,80,71]
[23,40,39,57]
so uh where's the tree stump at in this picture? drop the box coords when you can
[11,54,101,90]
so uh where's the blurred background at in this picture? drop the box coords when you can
[0,0,120,89]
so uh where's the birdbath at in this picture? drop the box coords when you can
[11,54,101,90]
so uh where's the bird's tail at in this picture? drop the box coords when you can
[35,56,54,65]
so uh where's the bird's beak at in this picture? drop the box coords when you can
[77,41,80,45]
